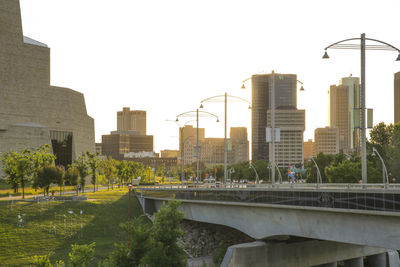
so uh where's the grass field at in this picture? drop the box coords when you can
[0,188,146,266]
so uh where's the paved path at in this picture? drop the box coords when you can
[0,187,111,200]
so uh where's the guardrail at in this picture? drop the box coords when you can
[136,182,400,191]
[136,186,400,213]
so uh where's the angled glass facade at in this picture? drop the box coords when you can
[50,130,73,168]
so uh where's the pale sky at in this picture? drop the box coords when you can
[20,0,400,155]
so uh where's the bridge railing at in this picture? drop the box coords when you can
[136,184,400,213]
[135,182,400,191]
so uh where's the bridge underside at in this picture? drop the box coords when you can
[140,196,400,250]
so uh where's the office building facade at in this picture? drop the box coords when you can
[329,76,360,153]
[304,139,315,161]
[117,107,146,135]
[267,109,305,167]
[251,73,298,161]
[314,127,340,155]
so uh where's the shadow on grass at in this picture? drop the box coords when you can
[49,191,147,266]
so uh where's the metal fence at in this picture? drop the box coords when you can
[137,187,400,213]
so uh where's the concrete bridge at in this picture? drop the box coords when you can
[136,185,400,267]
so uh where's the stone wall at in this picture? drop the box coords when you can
[0,0,94,175]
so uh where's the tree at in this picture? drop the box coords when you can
[117,160,132,187]
[69,242,96,267]
[86,152,101,192]
[65,167,81,195]
[142,199,186,267]
[30,144,56,185]
[1,151,20,193]
[100,156,118,190]
[305,153,334,183]
[35,165,59,196]
[14,149,34,199]
[72,154,89,193]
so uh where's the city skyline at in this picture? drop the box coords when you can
[19,0,400,153]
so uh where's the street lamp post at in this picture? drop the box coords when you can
[200,93,251,185]
[249,162,260,184]
[176,110,219,185]
[372,147,389,186]
[311,158,322,187]
[323,33,400,185]
[128,184,132,247]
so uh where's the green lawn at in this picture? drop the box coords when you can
[0,188,146,266]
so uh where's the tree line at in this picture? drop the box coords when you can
[1,146,168,198]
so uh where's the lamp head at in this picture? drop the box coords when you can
[241,84,246,89]
[175,118,179,122]
[299,85,305,91]
[372,150,376,157]
[216,118,220,123]
[200,103,204,108]
[248,105,252,109]
[396,53,400,61]
[322,50,329,59]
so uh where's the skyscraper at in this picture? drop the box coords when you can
[117,107,146,135]
[395,72,400,124]
[329,76,360,153]
[251,73,298,161]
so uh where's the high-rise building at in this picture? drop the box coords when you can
[395,72,400,124]
[329,76,360,153]
[181,127,249,166]
[102,108,153,160]
[179,125,205,152]
[304,139,315,161]
[251,73,297,161]
[267,109,305,167]
[101,133,153,160]
[314,127,340,155]
[117,107,146,135]
[0,0,94,171]
[230,127,249,163]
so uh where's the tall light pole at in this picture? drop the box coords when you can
[176,110,219,184]
[242,74,305,186]
[372,147,389,185]
[200,93,251,185]
[323,34,400,185]
[249,162,259,184]
[311,157,322,186]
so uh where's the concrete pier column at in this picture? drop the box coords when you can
[388,250,400,267]
[367,253,386,267]
[343,257,363,267]
[317,263,337,267]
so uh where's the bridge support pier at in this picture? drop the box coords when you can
[343,257,363,267]
[367,250,400,267]
[221,240,387,267]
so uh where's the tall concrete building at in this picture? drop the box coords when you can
[329,76,360,153]
[101,132,153,160]
[267,109,305,167]
[117,107,146,135]
[395,72,400,124]
[304,139,315,161]
[314,127,340,155]
[251,73,298,161]
[182,127,249,166]
[179,125,205,152]
[0,0,94,169]
[230,127,249,163]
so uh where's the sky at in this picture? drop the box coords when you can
[19,0,400,154]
